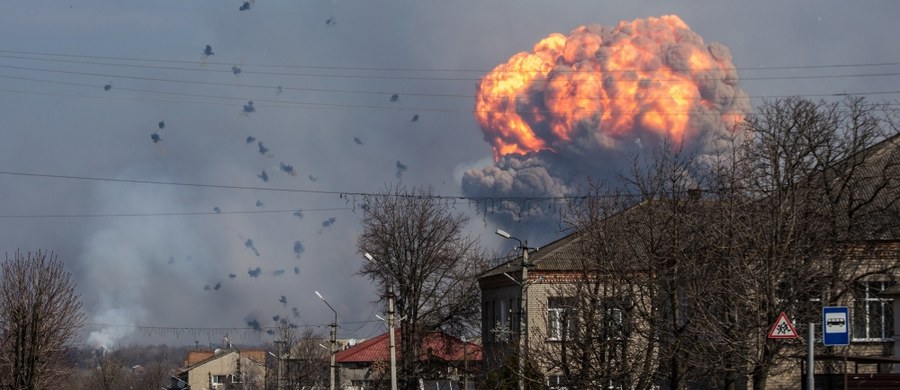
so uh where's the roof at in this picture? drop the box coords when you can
[334,330,482,364]
[181,349,267,371]
[479,232,585,279]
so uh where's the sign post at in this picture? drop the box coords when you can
[822,306,850,346]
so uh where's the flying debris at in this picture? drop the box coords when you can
[232,66,242,76]
[353,137,364,145]
[228,273,237,279]
[321,217,336,228]
[411,114,419,122]
[389,94,399,102]
[244,239,260,257]
[266,329,275,336]
[255,200,264,208]
[279,295,287,306]
[214,282,221,290]
[279,163,296,176]
[326,16,336,26]
[150,133,161,143]
[292,210,303,219]
[248,267,262,278]
[293,266,300,275]
[293,241,304,259]
[292,307,300,318]
[273,269,285,276]
[246,317,261,331]
[246,136,256,143]
[204,284,212,291]
[276,86,283,95]
[273,315,281,322]
[103,84,112,91]
[213,207,221,214]
[242,101,256,115]
[239,1,250,11]
[158,121,165,129]
[257,170,269,182]
[203,44,214,57]
[308,175,317,182]
[257,141,269,155]
[395,160,408,179]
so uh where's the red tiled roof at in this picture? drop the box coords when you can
[335,330,482,363]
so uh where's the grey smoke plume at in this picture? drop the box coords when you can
[462,15,750,218]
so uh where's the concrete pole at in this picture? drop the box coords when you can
[275,340,284,390]
[519,243,528,390]
[807,322,814,390]
[330,317,337,390]
[388,285,399,390]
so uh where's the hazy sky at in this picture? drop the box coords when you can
[1,0,897,349]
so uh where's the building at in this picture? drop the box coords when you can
[170,348,267,390]
[479,134,900,389]
[334,330,481,389]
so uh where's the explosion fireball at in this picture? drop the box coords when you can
[463,15,749,214]
[475,15,748,160]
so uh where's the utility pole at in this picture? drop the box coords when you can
[387,285,399,390]
[496,229,532,390]
[315,291,338,390]
[807,323,814,390]
[274,340,285,390]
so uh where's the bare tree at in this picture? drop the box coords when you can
[357,185,487,390]
[0,250,85,390]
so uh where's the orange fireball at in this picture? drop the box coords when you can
[475,15,748,160]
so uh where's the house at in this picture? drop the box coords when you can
[479,133,900,389]
[334,329,481,389]
[170,348,267,390]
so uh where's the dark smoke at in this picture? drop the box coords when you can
[239,2,250,11]
[395,161,407,179]
[243,101,255,114]
[150,133,161,143]
[293,240,304,259]
[273,315,280,322]
[279,162,296,176]
[257,141,268,155]
[104,84,112,91]
[245,317,261,331]
[244,238,260,257]
[158,121,165,129]
[321,217,336,228]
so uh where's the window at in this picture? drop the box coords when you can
[548,374,568,390]
[853,281,894,342]
[547,297,575,341]
[211,374,227,389]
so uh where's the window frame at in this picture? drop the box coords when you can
[852,280,894,342]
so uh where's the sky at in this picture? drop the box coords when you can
[0,0,897,349]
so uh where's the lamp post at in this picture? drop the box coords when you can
[496,228,532,390]
[364,253,399,390]
[315,291,338,390]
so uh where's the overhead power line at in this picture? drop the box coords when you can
[2,48,900,74]
[0,207,352,219]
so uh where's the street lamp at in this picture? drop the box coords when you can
[315,291,338,390]
[364,252,399,390]
[496,228,533,390]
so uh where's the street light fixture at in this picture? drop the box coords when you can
[496,228,533,390]
[363,252,399,390]
[315,291,338,390]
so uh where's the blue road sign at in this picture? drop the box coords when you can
[822,306,850,346]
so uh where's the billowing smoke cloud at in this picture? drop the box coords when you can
[462,15,749,214]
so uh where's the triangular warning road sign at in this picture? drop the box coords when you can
[768,312,799,339]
